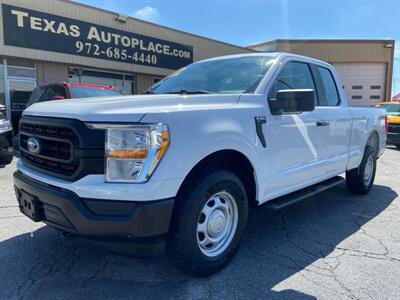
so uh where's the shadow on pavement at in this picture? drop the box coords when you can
[0,183,397,299]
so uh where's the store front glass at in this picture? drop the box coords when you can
[68,68,135,95]
[1,59,37,131]
[8,79,36,130]
[0,64,5,107]
[0,59,37,129]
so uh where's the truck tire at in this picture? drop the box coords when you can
[346,145,377,195]
[169,169,248,277]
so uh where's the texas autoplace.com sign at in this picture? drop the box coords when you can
[2,4,193,70]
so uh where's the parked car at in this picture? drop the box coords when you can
[13,82,122,134]
[13,53,387,276]
[12,82,122,157]
[0,104,13,166]
[374,101,400,148]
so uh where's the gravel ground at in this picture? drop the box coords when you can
[1,148,399,299]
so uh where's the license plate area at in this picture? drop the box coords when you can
[18,190,42,222]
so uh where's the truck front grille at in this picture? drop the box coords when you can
[23,151,78,175]
[19,116,105,180]
[20,122,76,139]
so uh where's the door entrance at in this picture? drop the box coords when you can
[7,79,36,131]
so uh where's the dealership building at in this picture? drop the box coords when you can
[248,39,395,106]
[0,0,396,129]
[0,0,251,127]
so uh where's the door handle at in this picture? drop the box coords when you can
[316,120,330,127]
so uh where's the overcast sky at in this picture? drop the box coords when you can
[75,0,400,95]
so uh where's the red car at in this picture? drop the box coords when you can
[26,82,121,105]
[14,82,122,133]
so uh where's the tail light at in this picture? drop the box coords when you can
[384,115,388,133]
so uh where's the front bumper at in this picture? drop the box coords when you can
[387,132,400,146]
[13,171,174,256]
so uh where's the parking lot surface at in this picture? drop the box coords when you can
[1,148,399,299]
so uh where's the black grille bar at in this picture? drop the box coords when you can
[20,122,76,139]
[19,116,105,180]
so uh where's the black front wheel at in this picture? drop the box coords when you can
[169,169,248,277]
[346,145,377,195]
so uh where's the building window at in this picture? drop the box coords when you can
[370,95,381,100]
[68,68,134,95]
[0,64,4,106]
[370,85,381,89]
[153,77,163,84]
[7,66,37,78]
[352,85,363,90]
[1,59,37,128]
[352,95,362,100]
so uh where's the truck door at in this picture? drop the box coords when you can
[265,61,330,197]
[310,65,352,174]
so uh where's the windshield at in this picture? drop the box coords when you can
[148,55,276,95]
[379,104,400,114]
[70,86,122,98]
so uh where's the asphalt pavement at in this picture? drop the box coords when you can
[1,148,399,299]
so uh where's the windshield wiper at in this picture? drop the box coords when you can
[163,89,211,95]
[142,89,155,94]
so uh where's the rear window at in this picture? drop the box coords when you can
[40,86,68,102]
[70,86,121,98]
[26,87,42,107]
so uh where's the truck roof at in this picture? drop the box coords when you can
[197,52,332,67]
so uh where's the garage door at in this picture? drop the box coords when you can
[332,63,386,106]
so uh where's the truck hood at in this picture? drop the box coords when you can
[23,94,241,122]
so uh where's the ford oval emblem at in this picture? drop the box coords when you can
[27,137,40,154]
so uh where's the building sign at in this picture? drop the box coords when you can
[2,4,193,70]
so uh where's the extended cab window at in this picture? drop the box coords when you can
[317,67,340,106]
[268,61,317,103]
[40,86,67,102]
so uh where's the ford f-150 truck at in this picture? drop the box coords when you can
[13,53,387,276]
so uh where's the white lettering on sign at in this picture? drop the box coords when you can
[10,9,81,37]
[5,4,193,69]
[84,26,190,59]
[11,10,28,27]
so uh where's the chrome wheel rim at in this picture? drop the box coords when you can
[196,191,238,257]
[364,155,374,185]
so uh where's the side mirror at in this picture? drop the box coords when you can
[269,89,315,114]
[51,95,65,100]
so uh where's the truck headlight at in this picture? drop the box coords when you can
[0,119,12,134]
[86,123,169,183]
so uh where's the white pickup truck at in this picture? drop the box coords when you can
[14,53,387,276]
